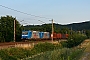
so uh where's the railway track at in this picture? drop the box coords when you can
[0,39,67,49]
[0,40,54,49]
[0,42,31,49]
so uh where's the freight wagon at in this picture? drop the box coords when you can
[53,33,68,39]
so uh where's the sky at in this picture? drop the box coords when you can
[0,0,90,25]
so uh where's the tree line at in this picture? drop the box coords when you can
[0,15,90,42]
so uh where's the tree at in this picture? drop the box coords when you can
[0,15,22,42]
[85,30,90,38]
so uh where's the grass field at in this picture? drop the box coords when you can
[79,39,90,60]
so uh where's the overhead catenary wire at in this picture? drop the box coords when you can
[0,4,53,25]
[0,5,51,19]
[38,20,46,24]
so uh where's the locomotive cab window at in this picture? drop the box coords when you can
[22,31,28,35]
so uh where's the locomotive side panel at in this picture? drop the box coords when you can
[31,31,40,39]
[28,31,32,39]
[43,32,50,39]
[21,30,32,39]
[39,32,44,39]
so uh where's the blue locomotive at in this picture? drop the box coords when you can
[21,30,50,40]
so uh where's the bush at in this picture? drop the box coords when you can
[0,48,33,60]
[0,49,17,60]
[61,34,87,48]
[31,42,58,54]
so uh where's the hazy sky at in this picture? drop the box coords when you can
[0,0,90,25]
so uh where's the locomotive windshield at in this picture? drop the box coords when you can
[22,31,28,35]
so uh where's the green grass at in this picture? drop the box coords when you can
[0,42,85,60]
[25,48,84,60]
